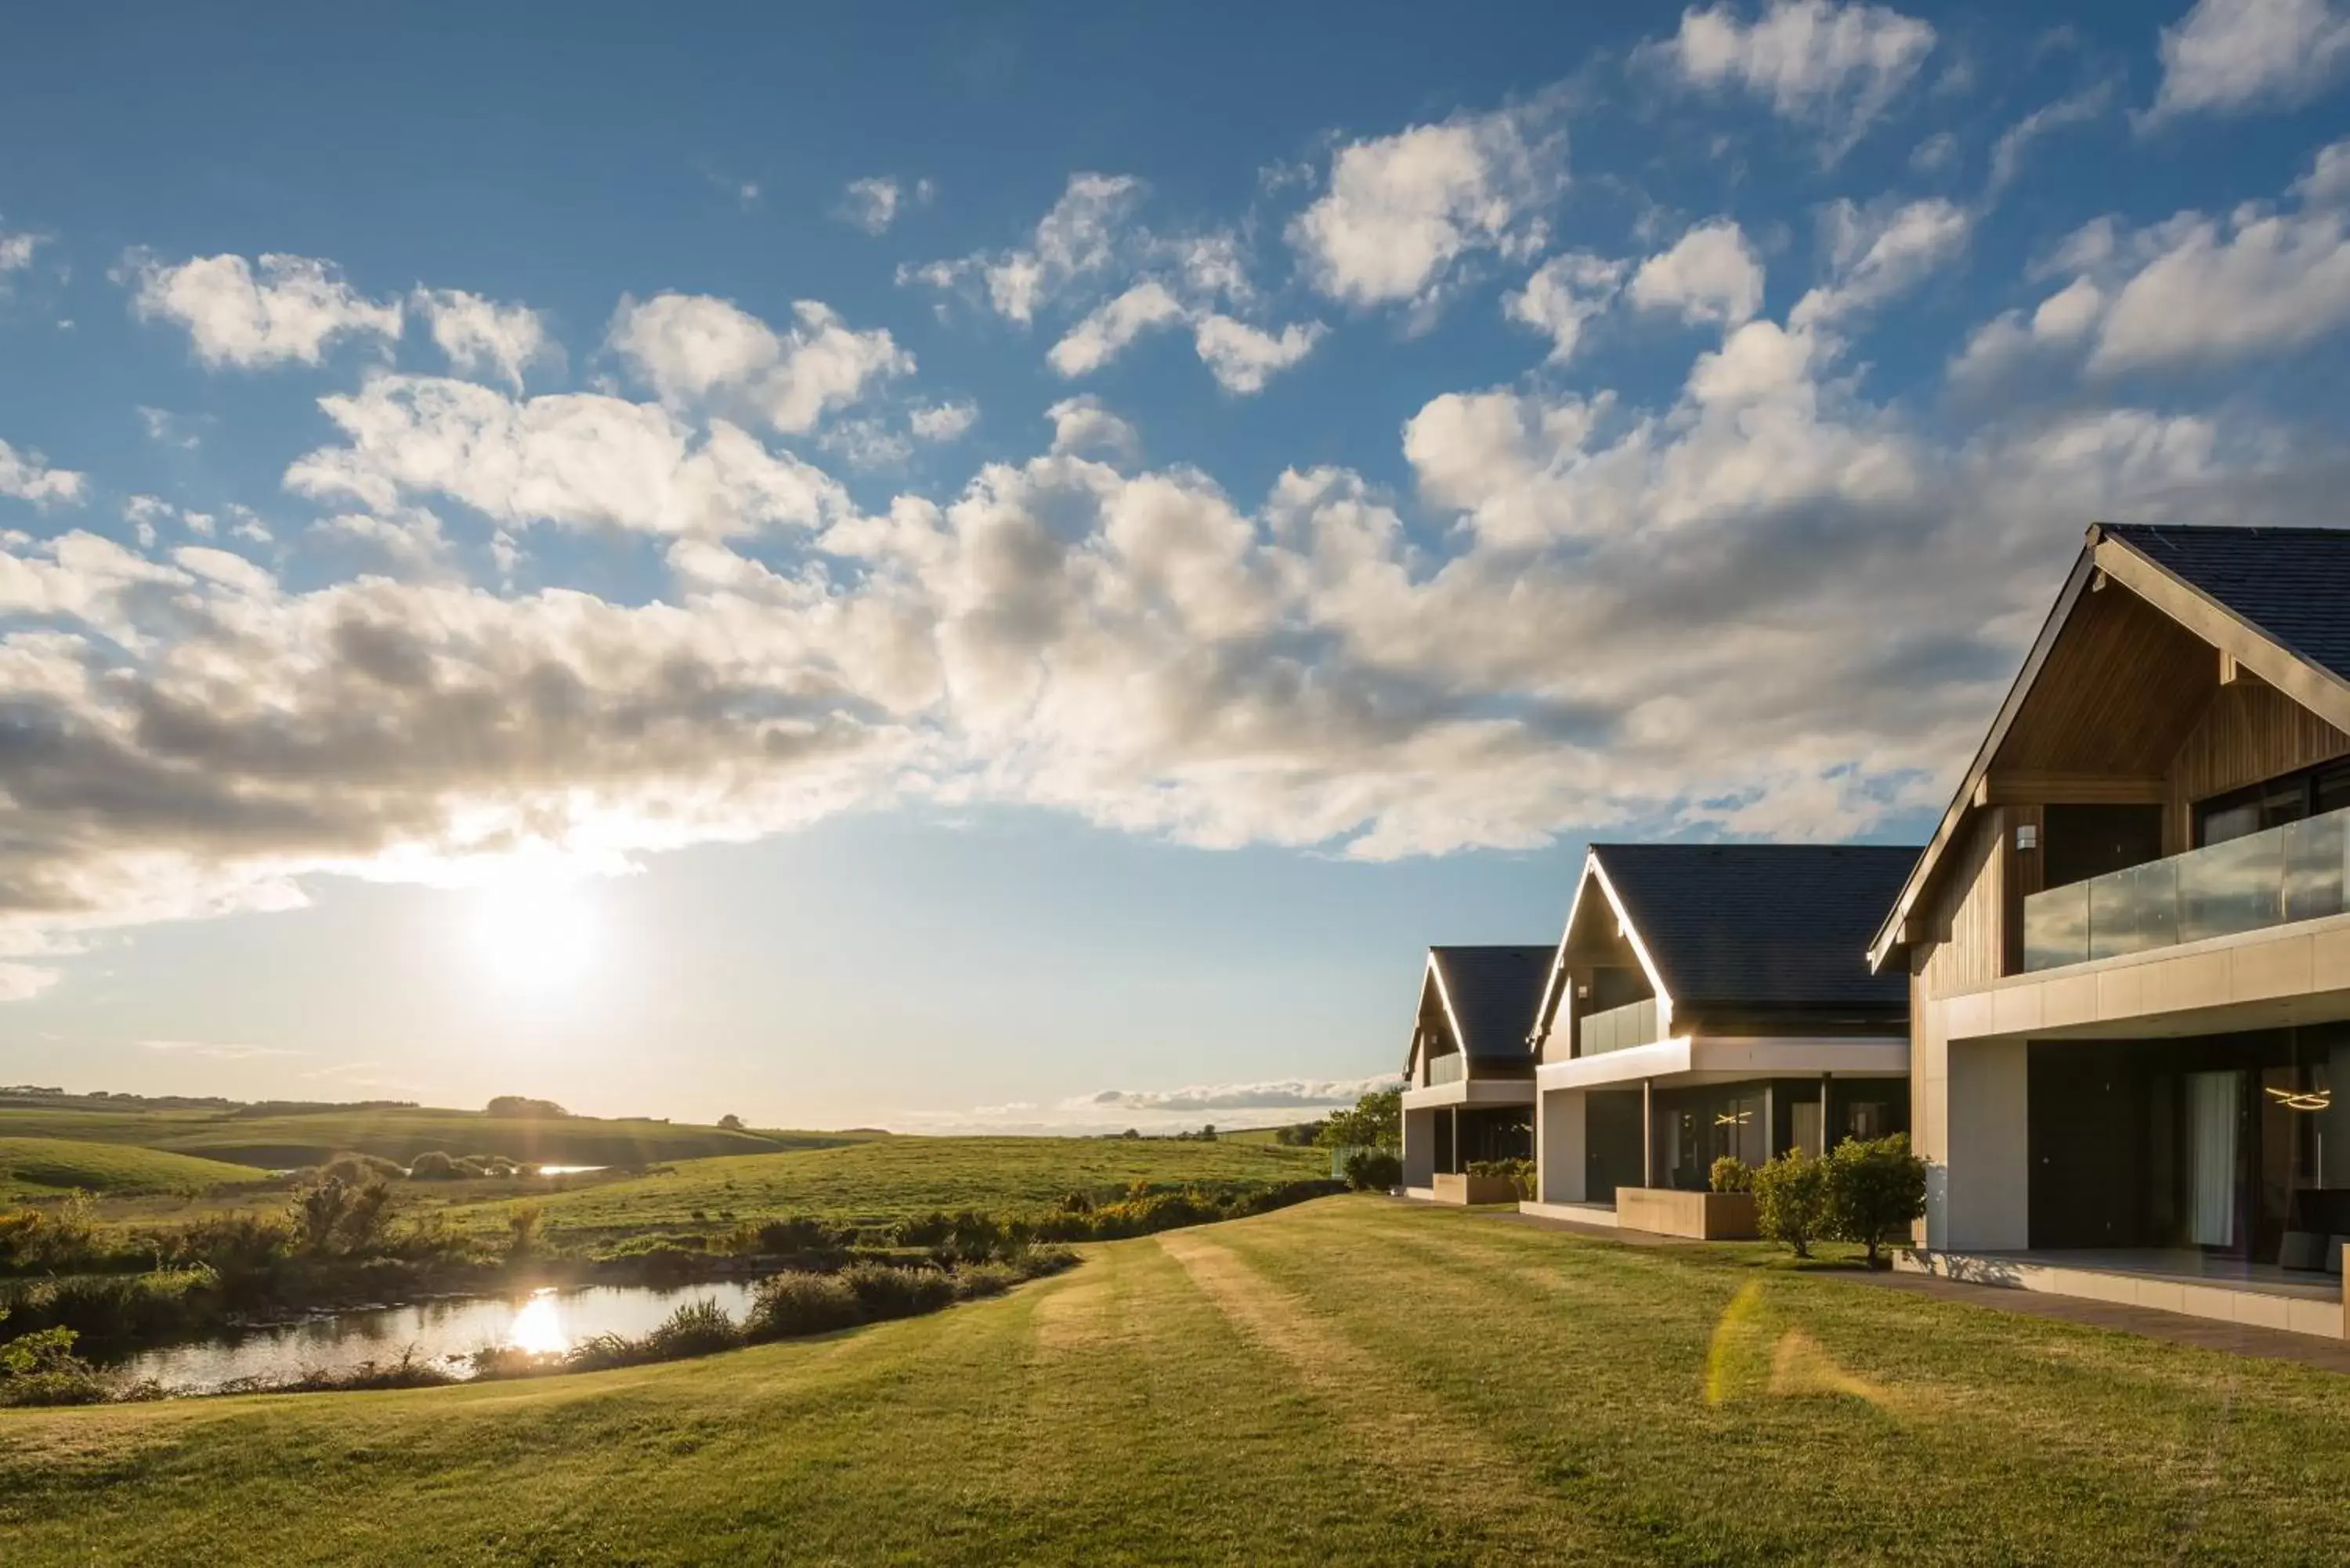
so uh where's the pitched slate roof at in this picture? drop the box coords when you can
[1592,844,1914,1017]
[1428,945,1553,1060]
[2103,523,2350,685]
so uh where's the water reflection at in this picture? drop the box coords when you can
[110,1279,766,1395]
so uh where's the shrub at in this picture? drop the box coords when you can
[1709,1155,1754,1194]
[840,1262,956,1321]
[407,1150,461,1180]
[0,1321,119,1407]
[320,1151,404,1186]
[1468,1157,1537,1200]
[1343,1150,1403,1192]
[1751,1147,1828,1259]
[0,1192,101,1273]
[164,1213,293,1280]
[747,1271,867,1339]
[750,1216,851,1256]
[505,1202,544,1261]
[0,1269,217,1342]
[1824,1133,1927,1267]
[950,1261,1022,1299]
[639,1298,743,1360]
[293,1177,395,1256]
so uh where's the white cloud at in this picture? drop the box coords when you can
[1505,252,1625,363]
[2297,136,2350,205]
[906,173,1143,325]
[2146,0,2350,124]
[839,175,935,235]
[1047,280,1188,377]
[1190,316,1326,394]
[411,289,556,392]
[1629,220,1766,327]
[140,1039,304,1060]
[286,375,851,537]
[606,293,910,433]
[1987,84,2113,195]
[137,406,202,450]
[2089,201,2350,372]
[1289,105,1564,311]
[1652,0,1937,157]
[123,251,403,368]
[1043,396,1140,463]
[1791,197,1970,328]
[0,439,85,506]
[909,401,979,443]
[0,228,41,287]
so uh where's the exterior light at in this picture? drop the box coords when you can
[2264,1086,2332,1111]
[2016,824,2038,851]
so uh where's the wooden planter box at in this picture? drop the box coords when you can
[1431,1172,1524,1205]
[1614,1187,1758,1240]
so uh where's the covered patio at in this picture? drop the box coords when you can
[1401,1079,1534,1203]
[1901,1246,2347,1340]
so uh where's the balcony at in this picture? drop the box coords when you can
[1578,996,1659,1056]
[2023,803,2350,972]
[1426,1052,1466,1086]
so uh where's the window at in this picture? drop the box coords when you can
[2197,759,2350,847]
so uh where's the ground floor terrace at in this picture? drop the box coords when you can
[1401,1078,1532,1203]
[1918,1017,2350,1339]
[1523,1036,1907,1237]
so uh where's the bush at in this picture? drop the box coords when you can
[505,1202,544,1261]
[319,1151,404,1186]
[162,1213,293,1280]
[0,1321,121,1407]
[407,1150,461,1180]
[1467,1157,1537,1200]
[0,1192,102,1273]
[750,1216,852,1256]
[1751,1147,1828,1259]
[293,1177,395,1256]
[839,1262,956,1321]
[639,1298,743,1360]
[1709,1155,1754,1194]
[747,1271,867,1339]
[1343,1150,1403,1192]
[1824,1133,1927,1267]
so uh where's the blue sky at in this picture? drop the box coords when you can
[5,1,2350,1130]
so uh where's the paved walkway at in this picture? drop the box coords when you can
[1484,1204,2350,1375]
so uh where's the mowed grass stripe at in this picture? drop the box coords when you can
[1215,1198,2350,1565]
[1154,1227,1627,1563]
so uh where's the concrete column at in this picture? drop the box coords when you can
[1940,1036,2030,1250]
[1641,1078,1654,1189]
[1401,1107,1435,1188]
[1537,1087,1588,1204]
[1820,1071,1832,1157]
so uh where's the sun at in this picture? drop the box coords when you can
[468,877,598,992]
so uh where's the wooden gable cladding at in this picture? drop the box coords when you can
[1911,809,2003,998]
[1990,574,2218,779]
[2166,678,2350,840]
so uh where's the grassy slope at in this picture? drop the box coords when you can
[0,1140,268,1200]
[428,1136,1330,1236]
[9,1197,2350,1566]
[0,1106,861,1169]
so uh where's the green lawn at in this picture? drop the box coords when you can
[8,1196,2348,1565]
[0,1139,268,1201]
[426,1135,1329,1238]
[0,1105,858,1169]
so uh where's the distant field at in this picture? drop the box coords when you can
[0,1104,866,1169]
[430,1136,1329,1237]
[0,1139,268,1201]
[9,1198,2350,1565]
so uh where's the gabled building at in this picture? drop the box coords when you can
[1524,844,1914,1237]
[1399,946,1549,1202]
[1874,523,2350,1340]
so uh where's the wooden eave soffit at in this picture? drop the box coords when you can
[1971,772,2168,807]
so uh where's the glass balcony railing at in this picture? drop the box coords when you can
[1578,995,1659,1056]
[2021,803,2350,972]
[1426,1053,1466,1086]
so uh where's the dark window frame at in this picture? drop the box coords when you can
[2196,757,2350,847]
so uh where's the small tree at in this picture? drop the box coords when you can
[1824,1133,1927,1267]
[1342,1149,1403,1192]
[717,1113,746,1131]
[1315,1089,1402,1151]
[1708,1155,1754,1194]
[1750,1147,1828,1259]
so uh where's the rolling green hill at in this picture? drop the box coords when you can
[0,1104,869,1170]
[0,1139,269,1200]
[8,1198,2350,1565]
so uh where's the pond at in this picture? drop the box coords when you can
[106,1280,768,1395]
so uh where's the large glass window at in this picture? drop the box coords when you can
[2198,759,2350,847]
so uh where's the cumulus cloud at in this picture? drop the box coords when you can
[411,289,557,391]
[1047,280,1187,377]
[904,172,1144,325]
[606,293,910,433]
[1629,220,1767,327]
[1043,396,1140,463]
[1505,252,1625,363]
[1650,0,1936,158]
[1289,105,1564,312]
[1085,1077,1400,1113]
[0,227,42,290]
[2145,0,2350,124]
[0,439,85,507]
[839,175,935,234]
[1987,84,2113,195]
[123,251,403,367]
[285,375,851,537]
[1791,197,1970,329]
[909,400,979,443]
[1190,316,1325,394]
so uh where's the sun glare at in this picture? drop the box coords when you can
[468,877,598,992]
